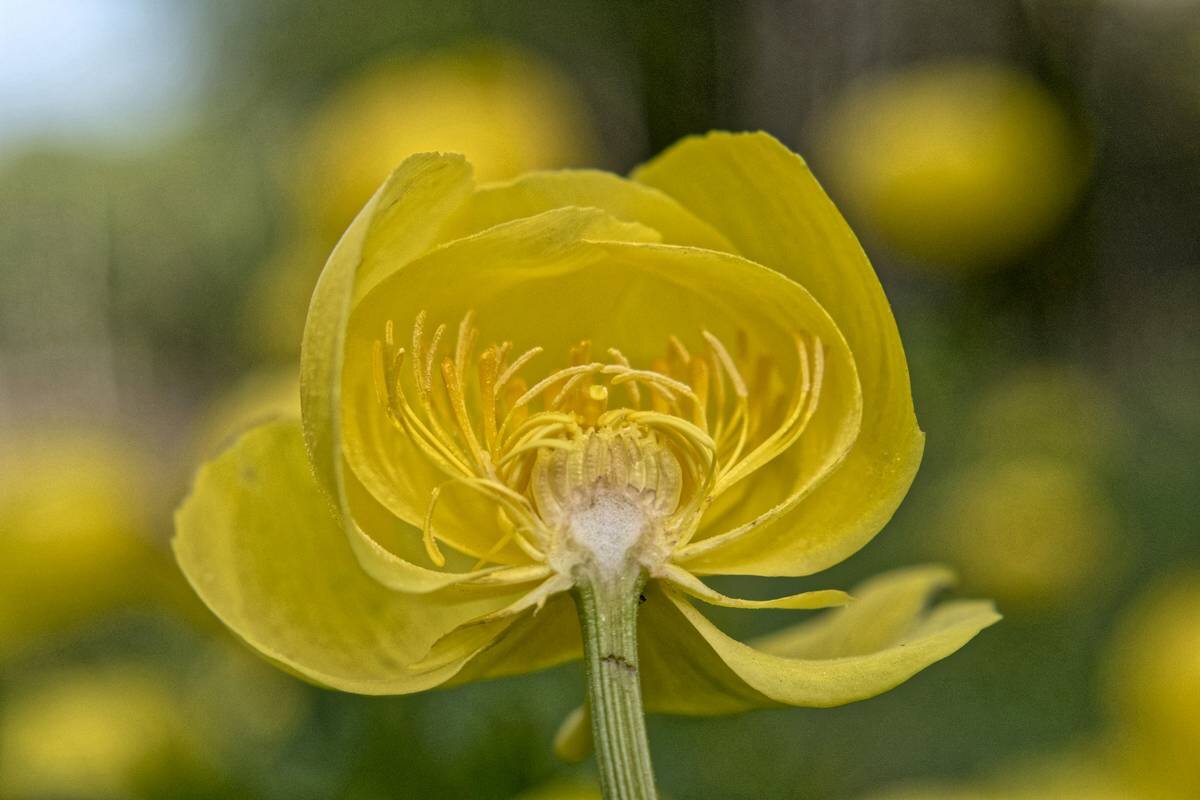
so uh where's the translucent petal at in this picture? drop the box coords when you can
[659,564,850,610]
[638,568,998,714]
[447,592,582,686]
[300,153,491,589]
[172,420,523,695]
[439,169,735,249]
[301,153,474,502]
[635,131,925,576]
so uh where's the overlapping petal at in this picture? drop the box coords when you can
[173,420,543,694]
[634,131,925,577]
[438,169,736,249]
[639,566,998,714]
[343,229,860,564]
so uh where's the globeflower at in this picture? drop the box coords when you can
[175,132,998,798]
[0,431,164,660]
[819,61,1086,273]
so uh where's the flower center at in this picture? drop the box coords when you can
[369,311,825,575]
[531,425,681,576]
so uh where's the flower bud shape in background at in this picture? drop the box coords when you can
[969,365,1123,467]
[0,666,201,800]
[299,42,600,240]
[819,61,1087,274]
[0,432,167,661]
[930,365,1122,610]
[175,132,997,766]
[1104,572,1200,798]
[933,457,1116,610]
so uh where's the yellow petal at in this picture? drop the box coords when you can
[635,131,924,577]
[659,563,850,610]
[439,169,736,250]
[301,153,499,590]
[172,420,522,695]
[344,232,859,563]
[342,207,661,561]
[638,567,998,714]
[447,592,581,685]
[301,152,473,503]
[751,565,962,656]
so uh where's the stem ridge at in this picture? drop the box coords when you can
[574,567,658,800]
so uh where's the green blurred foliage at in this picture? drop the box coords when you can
[1,1,1197,798]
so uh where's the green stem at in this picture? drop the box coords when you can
[573,567,658,800]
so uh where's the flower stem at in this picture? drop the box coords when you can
[573,567,658,800]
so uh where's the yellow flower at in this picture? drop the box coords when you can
[0,666,200,799]
[865,749,1134,800]
[930,366,1121,610]
[1104,573,1200,798]
[175,133,996,719]
[819,61,1086,273]
[299,42,600,240]
[932,457,1116,610]
[0,432,164,660]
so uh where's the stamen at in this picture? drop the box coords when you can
[422,485,449,567]
[366,311,828,573]
[478,346,501,456]
[702,330,749,398]
[668,334,691,366]
[497,346,543,392]
[606,348,642,406]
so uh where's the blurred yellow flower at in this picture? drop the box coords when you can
[820,61,1087,273]
[184,640,312,752]
[1105,573,1200,798]
[516,778,603,800]
[865,749,1134,800]
[970,365,1122,466]
[933,457,1116,609]
[176,132,996,777]
[300,42,600,240]
[0,666,199,799]
[0,432,165,659]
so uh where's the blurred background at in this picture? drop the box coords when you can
[1,1,1197,798]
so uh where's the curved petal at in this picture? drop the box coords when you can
[446,592,582,686]
[659,563,849,610]
[439,169,736,250]
[634,131,925,577]
[637,581,772,715]
[300,153,514,590]
[343,234,860,563]
[750,564,961,657]
[172,420,523,695]
[301,152,474,502]
[638,567,998,714]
